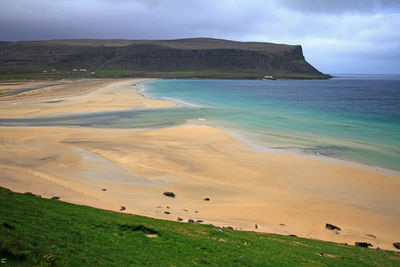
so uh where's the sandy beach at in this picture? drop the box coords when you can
[0,78,399,251]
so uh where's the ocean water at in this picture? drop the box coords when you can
[1,75,399,171]
[141,76,400,171]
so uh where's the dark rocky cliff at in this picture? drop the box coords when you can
[0,38,328,79]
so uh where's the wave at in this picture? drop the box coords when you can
[138,81,202,107]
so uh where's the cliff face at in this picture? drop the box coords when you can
[0,38,328,78]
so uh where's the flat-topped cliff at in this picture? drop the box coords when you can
[0,38,329,79]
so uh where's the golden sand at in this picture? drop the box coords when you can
[0,79,399,251]
[0,78,174,118]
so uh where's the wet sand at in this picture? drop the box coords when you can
[0,78,175,118]
[0,79,399,251]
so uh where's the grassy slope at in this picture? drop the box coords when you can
[0,69,329,80]
[0,187,399,266]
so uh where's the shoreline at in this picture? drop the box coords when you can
[139,79,400,176]
[1,78,399,251]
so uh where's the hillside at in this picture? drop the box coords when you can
[1,187,399,266]
[0,38,329,79]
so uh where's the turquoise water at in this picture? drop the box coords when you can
[142,76,400,171]
[1,76,399,171]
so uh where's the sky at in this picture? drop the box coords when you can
[1,0,399,74]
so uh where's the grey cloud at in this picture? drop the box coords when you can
[279,0,400,14]
[0,0,399,74]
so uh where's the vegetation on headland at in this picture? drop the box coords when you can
[0,38,331,80]
[0,187,398,266]
[0,68,330,80]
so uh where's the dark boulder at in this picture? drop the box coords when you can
[355,242,372,248]
[188,219,195,223]
[204,198,210,201]
[101,188,107,191]
[393,242,400,249]
[3,222,15,230]
[288,234,297,237]
[177,217,183,221]
[163,192,175,198]
[51,196,60,200]
[120,206,126,211]
[325,223,341,231]
[227,226,233,230]
[195,220,203,223]
[164,211,170,215]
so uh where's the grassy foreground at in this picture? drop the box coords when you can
[0,187,399,266]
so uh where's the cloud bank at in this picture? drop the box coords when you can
[0,0,399,74]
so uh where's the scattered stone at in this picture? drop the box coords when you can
[163,192,175,198]
[164,211,170,215]
[24,192,41,198]
[279,223,286,226]
[195,220,203,224]
[101,188,107,191]
[320,253,327,257]
[51,196,60,200]
[166,206,170,209]
[156,206,162,208]
[393,242,400,249]
[194,211,198,213]
[219,238,226,242]
[177,217,183,222]
[325,223,341,231]
[288,234,297,237]
[355,242,372,248]
[255,224,258,229]
[183,209,188,212]
[120,206,126,211]
[188,219,195,223]
[204,198,210,201]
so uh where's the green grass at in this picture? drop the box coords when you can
[0,67,330,80]
[94,69,138,74]
[0,187,399,266]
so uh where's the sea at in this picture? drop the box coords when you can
[1,74,399,171]
[141,75,400,172]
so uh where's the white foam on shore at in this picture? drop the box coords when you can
[136,80,202,107]
[136,80,400,177]
[227,128,400,176]
[162,97,201,107]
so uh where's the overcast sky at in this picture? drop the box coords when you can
[1,0,399,74]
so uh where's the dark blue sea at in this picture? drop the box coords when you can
[1,75,399,171]
[142,75,400,171]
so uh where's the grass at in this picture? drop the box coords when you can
[0,187,399,266]
[0,67,330,80]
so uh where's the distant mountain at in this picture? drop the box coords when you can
[0,38,329,79]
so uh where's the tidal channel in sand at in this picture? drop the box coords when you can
[0,79,399,251]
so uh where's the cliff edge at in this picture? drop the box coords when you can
[0,38,329,79]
